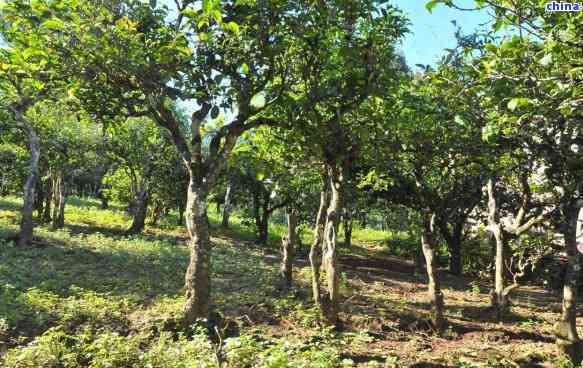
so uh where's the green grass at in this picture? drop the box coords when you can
[0,196,355,367]
[0,195,567,367]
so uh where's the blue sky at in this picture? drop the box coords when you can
[389,0,492,68]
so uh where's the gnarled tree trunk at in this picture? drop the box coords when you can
[321,166,343,326]
[310,175,330,313]
[127,177,148,234]
[51,173,66,230]
[420,210,445,332]
[555,204,583,362]
[18,123,41,247]
[183,177,212,326]
[280,206,298,289]
[487,177,509,319]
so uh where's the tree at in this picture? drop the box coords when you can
[30,0,297,324]
[0,1,67,244]
[276,1,408,325]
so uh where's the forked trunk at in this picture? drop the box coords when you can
[554,204,583,362]
[127,178,148,234]
[183,176,212,325]
[18,124,41,247]
[420,210,445,332]
[221,183,232,228]
[51,173,66,230]
[310,177,330,312]
[322,167,343,326]
[280,207,298,289]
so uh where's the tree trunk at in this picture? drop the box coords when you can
[322,166,343,326]
[183,176,212,325]
[343,210,353,247]
[254,189,270,245]
[51,173,66,230]
[487,177,508,319]
[150,201,163,226]
[18,124,41,247]
[421,210,445,332]
[178,202,185,225]
[221,183,232,228]
[280,207,298,289]
[35,178,44,221]
[310,177,329,313]
[438,216,464,276]
[98,189,109,209]
[127,177,148,234]
[42,180,52,223]
[554,204,583,362]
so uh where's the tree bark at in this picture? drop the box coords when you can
[554,204,583,362]
[420,210,445,332]
[183,176,212,326]
[322,166,343,326]
[487,177,508,319]
[42,180,52,223]
[127,177,148,234]
[280,207,298,289]
[18,123,41,247]
[221,183,232,228]
[51,173,66,230]
[310,176,330,313]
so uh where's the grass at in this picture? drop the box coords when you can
[0,195,575,367]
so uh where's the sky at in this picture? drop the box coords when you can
[389,0,492,68]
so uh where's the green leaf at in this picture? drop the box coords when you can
[149,0,156,8]
[425,0,442,13]
[41,18,64,30]
[241,63,249,74]
[507,98,531,111]
[224,21,240,35]
[454,115,467,126]
[539,53,553,66]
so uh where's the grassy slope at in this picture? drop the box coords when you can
[0,196,574,367]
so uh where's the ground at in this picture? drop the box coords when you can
[0,196,577,367]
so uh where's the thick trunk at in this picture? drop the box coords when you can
[51,173,66,230]
[18,125,41,247]
[257,218,269,245]
[127,178,148,234]
[438,216,464,276]
[310,179,329,313]
[280,207,298,289]
[221,183,232,228]
[322,167,343,326]
[421,211,445,331]
[487,178,508,319]
[554,204,583,362]
[183,176,212,325]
